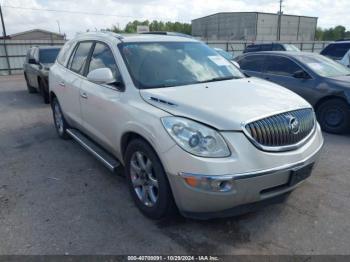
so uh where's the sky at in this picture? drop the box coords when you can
[1,0,349,38]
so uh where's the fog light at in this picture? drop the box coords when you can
[181,173,234,192]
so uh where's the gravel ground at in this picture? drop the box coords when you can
[0,75,349,255]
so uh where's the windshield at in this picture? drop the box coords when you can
[283,44,300,51]
[119,42,244,89]
[321,43,350,60]
[297,54,350,77]
[215,49,233,60]
[39,48,60,64]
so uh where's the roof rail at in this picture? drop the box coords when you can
[335,38,350,42]
[100,30,124,40]
[79,31,124,40]
[140,31,194,39]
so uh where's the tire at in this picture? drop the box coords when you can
[24,73,37,94]
[51,97,70,139]
[316,98,350,134]
[124,139,177,219]
[39,78,50,104]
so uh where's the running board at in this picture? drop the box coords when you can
[66,129,120,172]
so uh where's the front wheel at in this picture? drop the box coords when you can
[316,98,350,134]
[52,97,70,139]
[124,139,177,219]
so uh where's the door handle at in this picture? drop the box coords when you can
[59,81,65,87]
[80,92,88,99]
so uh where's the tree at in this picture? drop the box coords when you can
[315,25,350,41]
[109,20,192,35]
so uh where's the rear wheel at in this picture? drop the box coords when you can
[39,78,50,104]
[316,98,350,134]
[52,97,70,139]
[24,73,37,93]
[124,139,176,219]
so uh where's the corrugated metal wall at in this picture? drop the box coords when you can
[192,13,257,41]
[0,39,66,76]
[192,12,317,42]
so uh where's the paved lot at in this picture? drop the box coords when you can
[0,75,350,255]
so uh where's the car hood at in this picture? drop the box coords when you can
[139,77,311,130]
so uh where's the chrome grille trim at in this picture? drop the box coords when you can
[242,108,316,152]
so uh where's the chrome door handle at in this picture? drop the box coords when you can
[80,92,88,99]
[59,81,65,87]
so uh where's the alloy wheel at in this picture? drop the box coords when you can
[129,151,159,207]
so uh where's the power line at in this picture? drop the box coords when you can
[2,5,190,22]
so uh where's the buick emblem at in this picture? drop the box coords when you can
[287,115,300,134]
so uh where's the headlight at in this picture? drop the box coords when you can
[161,117,230,158]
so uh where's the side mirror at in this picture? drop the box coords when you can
[231,61,240,68]
[28,58,38,65]
[293,70,310,79]
[87,68,116,85]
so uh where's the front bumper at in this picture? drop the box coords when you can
[160,123,323,216]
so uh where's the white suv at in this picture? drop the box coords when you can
[49,32,323,219]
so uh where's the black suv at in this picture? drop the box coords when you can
[23,46,61,103]
[243,43,300,53]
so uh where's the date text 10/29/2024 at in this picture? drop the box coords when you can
[127,256,220,261]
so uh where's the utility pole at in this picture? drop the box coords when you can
[56,20,61,35]
[277,0,283,41]
[0,3,11,75]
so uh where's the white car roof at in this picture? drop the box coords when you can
[73,31,198,43]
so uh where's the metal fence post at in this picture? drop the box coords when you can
[2,39,11,75]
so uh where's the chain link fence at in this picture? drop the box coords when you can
[205,40,331,57]
[0,39,331,76]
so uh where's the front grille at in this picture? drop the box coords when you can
[244,108,315,151]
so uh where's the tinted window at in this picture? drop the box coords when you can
[119,42,244,89]
[265,56,302,76]
[57,40,75,66]
[244,45,261,53]
[88,43,120,80]
[260,44,272,51]
[321,43,350,60]
[238,55,265,72]
[70,42,93,75]
[273,44,285,51]
[39,48,60,64]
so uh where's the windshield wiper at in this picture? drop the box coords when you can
[199,76,238,83]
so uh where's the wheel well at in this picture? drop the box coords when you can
[121,132,151,160]
[314,96,348,112]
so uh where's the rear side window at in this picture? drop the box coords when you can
[69,42,93,75]
[57,40,75,66]
[273,44,285,51]
[244,45,261,53]
[265,56,302,76]
[238,55,265,72]
[321,43,350,60]
[39,48,60,64]
[260,44,272,51]
[88,42,121,80]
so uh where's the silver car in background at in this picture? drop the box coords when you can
[49,32,323,219]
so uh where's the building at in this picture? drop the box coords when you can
[9,29,65,40]
[192,12,318,41]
